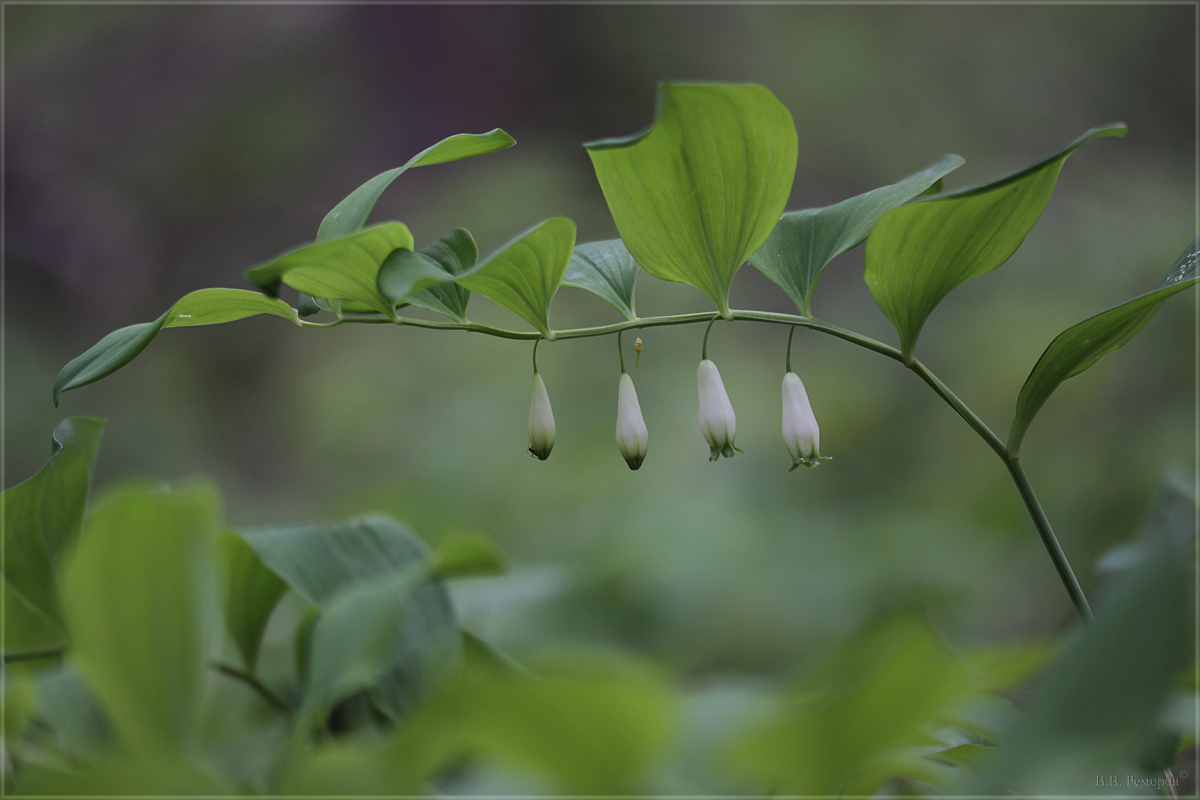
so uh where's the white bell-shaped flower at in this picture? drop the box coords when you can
[528,372,555,460]
[782,371,830,470]
[697,359,737,461]
[615,373,649,470]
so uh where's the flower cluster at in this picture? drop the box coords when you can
[527,335,827,471]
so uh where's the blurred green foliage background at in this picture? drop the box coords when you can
[6,4,1194,682]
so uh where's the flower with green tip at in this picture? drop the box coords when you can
[782,371,830,470]
[528,372,555,460]
[615,373,649,470]
[697,359,738,461]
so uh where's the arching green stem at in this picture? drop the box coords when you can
[700,314,721,360]
[786,325,796,373]
[306,305,1091,625]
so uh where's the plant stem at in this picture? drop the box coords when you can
[786,325,796,372]
[700,314,720,359]
[907,359,1008,461]
[210,661,291,715]
[1005,459,1095,625]
[314,305,1092,624]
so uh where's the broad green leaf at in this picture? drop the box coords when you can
[377,250,456,308]
[245,222,413,316]
[297,293,322,317]
[865,125,1126,362]
[585,83,798,318]
[63,482,220,758]
[53,316,167,406]
[302,569,425,722]
[236,515,460,720]
[318,130,516,241]
[727,616,975,795]
[162,288,299,328]
[402,228,478,322]
[455,217,576,338]
[973,504,1190,794]
[303,131,510,317]
[54,290,302,405]
[390,656,675,795]
[2,417,105,655]
[1008,234,1199,455]
[218,531,286,674]
[749,155,964,316]
[432,532,508,579]
[237,515,435,607]
[563,239,641,320]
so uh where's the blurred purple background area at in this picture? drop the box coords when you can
[4,5,1195,669]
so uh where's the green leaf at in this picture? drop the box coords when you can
[973,505,1190,794]
[53,289,303,405]
[236,515,460,719]
[1008,234,1199,455]
[405,228,478,323]
[162,288,300,328]
[297,293,323,317]
[218,531,286,674]
[432,532,508,579]
[245,222,413,316]
[562,239,642,320]
[376,249,456,309]
[455,217,576,338]
[749,155,964,316]
[864,125,1126,362]
[318,130,516,241]
[585,83,798,318]
[237,515,433,607]
[390,656,675,795]
[53,316,168,406]
[62,482,221,758]
[302,568,426,721]
[727,616,976,795]
[2,417,105,655]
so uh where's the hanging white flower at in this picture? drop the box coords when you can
[782,371,830,470]
[615,373,649,470]
[528,372,555,460]
[697,359,738,461]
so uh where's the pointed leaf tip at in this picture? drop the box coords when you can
[456,217,577,338]
[750,154,964,316]
[563,239,641,320]
[866,126,1125,361]
[1008,233,1199,455]
[318,129,515,242]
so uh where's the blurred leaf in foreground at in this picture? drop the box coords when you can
[971,480,1193,795]
[63,482,221,760]
[726,615,976,795]
[2,417,104,654]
